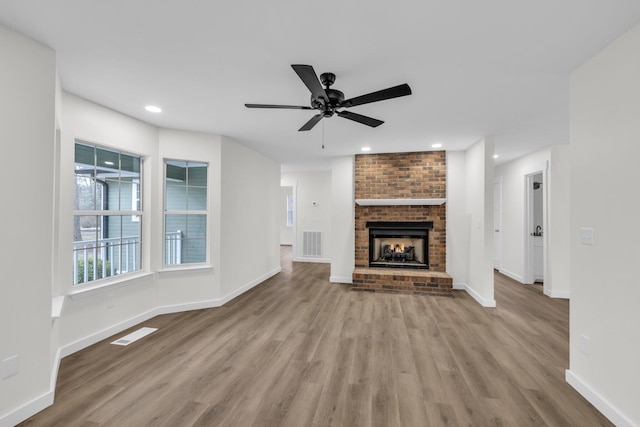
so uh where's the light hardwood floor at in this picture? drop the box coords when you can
[20,247,612,426]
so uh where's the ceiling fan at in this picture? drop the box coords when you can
[245,64,412,131]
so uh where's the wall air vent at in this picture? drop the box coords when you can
[110,327,158,346]
[302,231,322,257]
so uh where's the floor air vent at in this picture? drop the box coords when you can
[111,327,158,346]
[303,231,322,257]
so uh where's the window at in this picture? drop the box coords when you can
[164,160,208,265]
[131,180,140,222]
[73,141,142,285]
[286,194,294,226]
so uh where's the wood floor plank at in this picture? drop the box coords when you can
[19,249,614,426]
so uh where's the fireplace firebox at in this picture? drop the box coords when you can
[367,221,433,269]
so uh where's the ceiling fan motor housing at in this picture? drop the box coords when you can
[312,88,345,111]
[320,72,336,87]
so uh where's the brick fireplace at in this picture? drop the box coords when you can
[351,151,453,296]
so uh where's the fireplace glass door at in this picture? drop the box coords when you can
[367,222,432,270]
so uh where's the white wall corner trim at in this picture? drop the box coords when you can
[329,276,353,284]
[498,268,524,284]
[453,282,467,290]
[293,257,331,264]
[566,370,637,427]
[544,289,570,299]
[464,285,497,308]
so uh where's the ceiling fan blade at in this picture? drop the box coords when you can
[299,114,323,131]
[336,110,384,127]
[291,64,329,104]
[341,83,412,108]
[245,103,313,110]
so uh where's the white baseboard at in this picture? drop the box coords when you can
[1,267,282,427]
[453,281,466,290]
[452,281,496,307]
[463,284,497,308]
[566,370,636,427]
[0,347,62,426]
[0,390,53,427]
[544,288,570,299]
[330,276,352,284]
[156,266,282,315]
[293,257,330,264]
[61,308,158,357]
[499,268,524,283]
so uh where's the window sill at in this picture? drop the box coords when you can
[68,271,154,300]
[158,264,213,275]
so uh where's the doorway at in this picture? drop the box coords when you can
[524,171,546,288]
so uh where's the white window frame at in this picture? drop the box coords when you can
[131,179,140,222]
[163,159,209,267]
[73,140,143,286]
[286,194,294,227]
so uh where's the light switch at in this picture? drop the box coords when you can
[580,227,594,245]
[580,334,591,355]
[2,355,19,380]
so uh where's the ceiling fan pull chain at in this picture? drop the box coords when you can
[322,120,325,149]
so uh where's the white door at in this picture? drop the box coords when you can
[493,177,502,270]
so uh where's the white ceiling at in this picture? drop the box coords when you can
[2,1,640,169]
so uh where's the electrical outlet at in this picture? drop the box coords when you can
[580,334,591,355]
[2,355,19,380]
[580,228,594,245]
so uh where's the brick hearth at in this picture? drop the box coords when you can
[353,151,452,296]
[352,268,453,296]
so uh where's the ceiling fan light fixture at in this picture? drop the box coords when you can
[245,64,412,132]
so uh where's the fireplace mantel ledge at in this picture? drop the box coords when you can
[355,198,446,206]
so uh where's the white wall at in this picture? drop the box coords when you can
[282,171,332,263]
[568,22,640,427]
[156,129,222,306]
[446,151,469,288]
[57,93,159,350]
[330,157,355,283]
[0,24,56,422]
[547,145,571,298]
[464,138,495,307]
[220,136,281,298]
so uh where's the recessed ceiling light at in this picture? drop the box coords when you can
[104,161,114,166]
[431,143,443,148]
[493,154,499,159]
[145,105,162,113]
[361,147,371,152]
